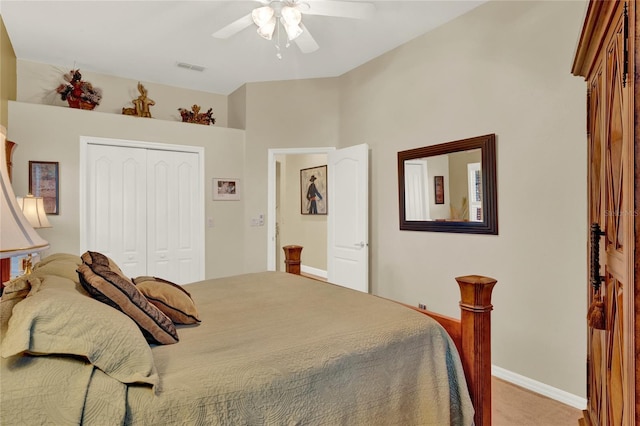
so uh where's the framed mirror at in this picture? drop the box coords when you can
[398,134,497,234]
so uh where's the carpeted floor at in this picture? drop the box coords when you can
[493,377,583,426]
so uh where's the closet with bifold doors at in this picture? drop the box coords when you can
[82,138,204,284]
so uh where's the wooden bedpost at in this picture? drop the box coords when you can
[284,245,496,425]
[456,275,497,426]
[282,245,303,275]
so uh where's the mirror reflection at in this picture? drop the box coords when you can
[404,149,482,222]
[398,134,497,235]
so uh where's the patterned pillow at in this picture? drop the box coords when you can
[133,276,201,325]
[77,251,179,345]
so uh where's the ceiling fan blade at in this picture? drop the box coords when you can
[295,24,320,53]
[212,13,254,39]
[301,1,375,19]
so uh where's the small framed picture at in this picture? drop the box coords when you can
[434,175,444,205]
[29,161,59,214]
[300,165,327,215]
[213,178,240,201]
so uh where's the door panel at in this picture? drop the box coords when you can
[585,4,634,424]
[147,150,200,284]
[327,144,369,292]
[87,144,147,278]
[404,160,429,220]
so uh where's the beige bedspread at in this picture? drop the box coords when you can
[2,269,473,425]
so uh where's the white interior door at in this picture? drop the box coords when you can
[327,144,369,292]
[404,159,429,220]
[146,150,200,284]
[86,144,147,278]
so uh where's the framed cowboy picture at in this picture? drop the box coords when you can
[300,165,327,215]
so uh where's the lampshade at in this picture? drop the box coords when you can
[0,126,50,259]
[16,194,52,229]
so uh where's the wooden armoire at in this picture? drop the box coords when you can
[572,1,638,425]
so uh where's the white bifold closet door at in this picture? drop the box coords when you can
[86,143,200,284]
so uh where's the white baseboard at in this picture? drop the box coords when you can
[300,265,327,279]
[492,365,586,410]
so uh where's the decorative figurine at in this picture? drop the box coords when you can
[56,69,102,110]
[122,82,155,118]
[178,104,216,125]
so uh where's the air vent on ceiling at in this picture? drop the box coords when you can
[177,62,206,72]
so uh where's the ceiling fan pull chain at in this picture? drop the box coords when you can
[275,18,283,59]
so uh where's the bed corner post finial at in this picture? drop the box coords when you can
[455,274,497,426]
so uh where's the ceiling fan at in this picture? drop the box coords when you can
[212,1,375,57]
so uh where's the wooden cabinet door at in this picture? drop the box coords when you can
[585,3,635,424]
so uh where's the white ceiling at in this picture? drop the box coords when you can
[1,1,486,95]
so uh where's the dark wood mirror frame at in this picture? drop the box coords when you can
[398,133,498,235]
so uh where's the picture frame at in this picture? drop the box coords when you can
[434,175,445,205]
[300,165,327,215]
[29,161,59,214]
[212,178,240,201]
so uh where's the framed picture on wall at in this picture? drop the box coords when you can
[212,178,240,201]
[29,161,59,214]
[300,165,327,215]
[434,175,445,205]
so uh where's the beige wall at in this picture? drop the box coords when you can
[8,101,245,279]
[7,0,589,400]
[241,78,340,273]
[0,14,17,128]
[338,0,588,397]
[228,84,246,130]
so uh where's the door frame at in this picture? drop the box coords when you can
[79,136,206,280]
[267,147,335,271]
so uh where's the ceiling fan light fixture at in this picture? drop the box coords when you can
[252,6,275,27]
[256,16,276,40]
[284,23,303,41]
[281,6,301,26]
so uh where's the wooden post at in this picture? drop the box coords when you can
[1,140,17,288]
[456,275,497,426]
[282,245,303,275]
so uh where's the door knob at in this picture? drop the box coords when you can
[354,242,367,248]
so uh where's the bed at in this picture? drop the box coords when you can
[0,252,496,426]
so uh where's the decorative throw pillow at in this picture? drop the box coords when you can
[1,286,159,386]
[77,251,179,345]
[133,276,201,325]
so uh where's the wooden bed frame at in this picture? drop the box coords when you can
[282,248,496,426]
[404,275,496,426]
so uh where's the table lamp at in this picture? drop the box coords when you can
[0,126,49,282]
